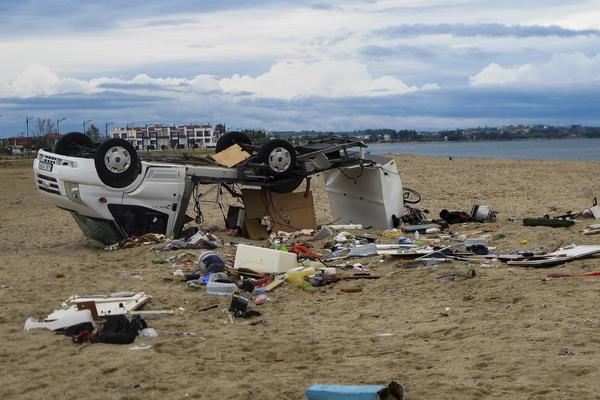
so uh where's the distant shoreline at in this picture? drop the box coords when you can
[365,136,596,146]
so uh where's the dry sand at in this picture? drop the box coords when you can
[1,154,600,399]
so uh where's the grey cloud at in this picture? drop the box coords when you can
[374,23,600,38]
[360,44,436,59]
[2,82,600,136]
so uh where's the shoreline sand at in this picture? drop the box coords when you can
[2,155,600,399]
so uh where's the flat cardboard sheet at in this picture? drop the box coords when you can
[211,144,250,168]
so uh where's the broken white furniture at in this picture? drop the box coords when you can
[64,291,152,316]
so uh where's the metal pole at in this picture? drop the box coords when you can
[83,119,92,135]
[56,118,66,135]
[105,121,113,139]
[25,117,33,153]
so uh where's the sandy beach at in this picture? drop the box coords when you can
[2,154,600,399]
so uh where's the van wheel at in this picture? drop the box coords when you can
[270,176,304,193]
[215,132,252,153]
[54,132,93,156]
[259,139,296,178]
[94,139,141,188]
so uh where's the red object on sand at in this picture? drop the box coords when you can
[547,271,600,278]
[290,244,322,259]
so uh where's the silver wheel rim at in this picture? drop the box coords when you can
[268,147,292,173]
[104,146,131,174]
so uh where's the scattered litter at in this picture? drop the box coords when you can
[471,204,496,222]
[523,216,574,228]
[547,271,600,278]
[25,309,93,332]
[233,244,299,273]
[206,281,239,296]
[581,224,600,235]
[506,245,600,267]
[314,227,333,240]
[437,307,451,317]
[305,381,404,400]
[558,348,574,356]
[129,345,152,351]
[334,231,352,243]
[437,268,476,282]
[348,243,378,257]
[139,328,158,338]
[198,304,219,312]
[65,292,152,317]
[323,224,364,230]
[340,287,363,293]
[128,310,175,319]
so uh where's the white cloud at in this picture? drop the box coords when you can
[219,60,428,99]
[6,65,95,97]
[470,52,600,86]
[0,61,433,100]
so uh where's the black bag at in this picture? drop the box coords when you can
[440,209,470,224]
[95,315,146,345]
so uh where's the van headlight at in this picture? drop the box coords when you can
[64,182,83,204]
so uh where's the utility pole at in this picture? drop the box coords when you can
[105,121,113,139]
[83,119,92,135]
[56,118,66,134]
[25,117,33,153]
[126,123,134,148]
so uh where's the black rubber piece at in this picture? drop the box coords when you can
[215,131,252,153]
[269,176,304,193]
[54,132,94,156]
[403,187,422,204]
[258,139,296,179]
[94,138,141,188]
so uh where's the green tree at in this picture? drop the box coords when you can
[85,124,100,143]
[215,123,226,134]
[170,139,178,149]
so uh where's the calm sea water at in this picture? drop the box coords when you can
[367,138,600,161]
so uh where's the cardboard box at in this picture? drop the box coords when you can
[241,188,316,238]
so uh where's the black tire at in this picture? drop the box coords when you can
[259,139,296,178]
[94,138,141,188]
[403,187,421,204]
[269,176,304,193]
[215,131,252,153]
[54,132,93,156]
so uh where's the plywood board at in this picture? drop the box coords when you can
[212,144,250,168]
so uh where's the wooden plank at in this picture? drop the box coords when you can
[212,144,250,168]
[264,279,284,292]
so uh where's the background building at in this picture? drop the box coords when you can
[110,124,218,150]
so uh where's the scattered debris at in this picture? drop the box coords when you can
[305,381,404,400]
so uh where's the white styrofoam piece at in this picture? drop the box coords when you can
[323,159,404,229]
[24,309,93,331]
[233,244,299,273]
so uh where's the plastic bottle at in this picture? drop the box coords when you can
[205,281,239,296]
[383,229,401,239]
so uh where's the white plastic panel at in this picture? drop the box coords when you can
[323,159,404,229]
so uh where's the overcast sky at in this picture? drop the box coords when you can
[1,0,599,136]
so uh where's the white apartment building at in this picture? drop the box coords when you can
[110,124,218,150]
